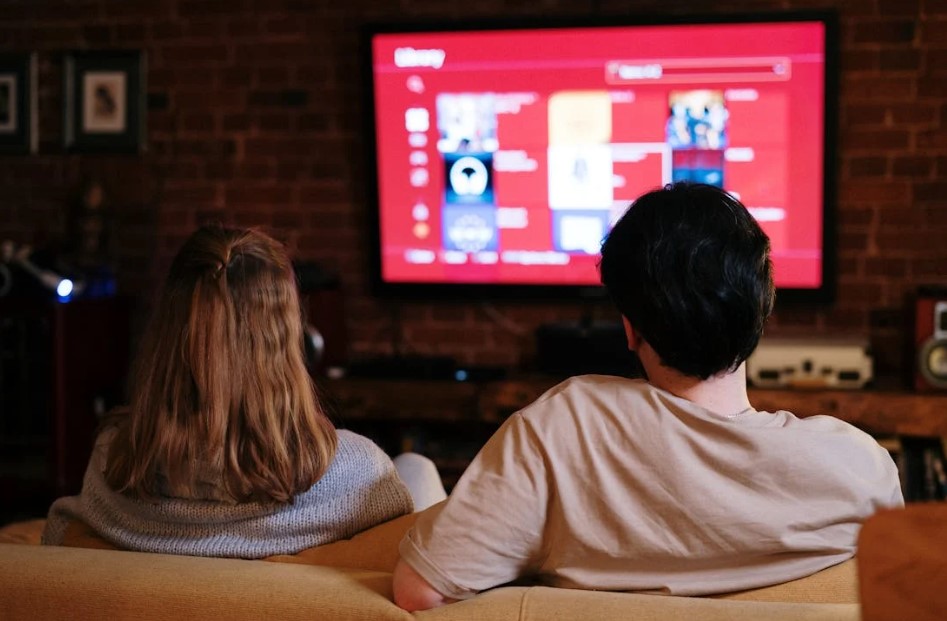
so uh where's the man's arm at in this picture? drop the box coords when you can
[392,558,455,611]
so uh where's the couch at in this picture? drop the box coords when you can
[0,511,862,621]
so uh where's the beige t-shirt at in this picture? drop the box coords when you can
[400,375,903,599]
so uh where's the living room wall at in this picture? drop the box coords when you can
[0,0,944,378]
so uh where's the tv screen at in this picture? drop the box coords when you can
[362,12,837,302]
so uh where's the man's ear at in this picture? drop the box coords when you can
[621,316,642,351]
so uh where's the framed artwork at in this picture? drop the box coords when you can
[0,53,37,155]
[64,50,145,153]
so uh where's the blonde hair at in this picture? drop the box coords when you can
[105,225,337,503]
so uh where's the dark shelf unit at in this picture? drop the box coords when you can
[0,297,129,520]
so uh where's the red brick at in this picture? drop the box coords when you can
[888,103,937,124]
[160,43,230,64]
[877,205,938,228]
[264,16,306,36]
[928,49,947,73]
[178,0,240,17]
[161,185,218,206]
[845,104,887,126]
[914,182,947,202]
[825,308,870,330]
[865,257,908,279]
[80,24,113,44]
[847,156,888,177]
[114,23,148,43]
[222,113,251,131]
[917,130,947,149]
[181,113,217,132]
[299,181,351,204]
[224,184,293,206]
[842,129,911,151]
[877,231,947,254]
[879,49,921,71]
[920,19,947,45]
[840,49,879,72]
[31,26,83,47]
[913,259,947,278]
[183,19,225,39]
[836,282,886,306]
[235,42,316,64]
[843,76,916,100]
[838,206,876,227]
[838,232,871,252]
[918,78,947,98]
[891,156,935,177]
[234,159,278,180]
[878,0,921,15]
[851,18,917,44]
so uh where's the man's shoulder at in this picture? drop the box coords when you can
[532,373,644,400]
[517,374,651,422]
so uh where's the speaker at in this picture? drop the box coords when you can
[913,286,947,392]
[295,262,347,375]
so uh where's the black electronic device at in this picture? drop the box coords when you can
[361,10,838,305]
[535,320,643,378]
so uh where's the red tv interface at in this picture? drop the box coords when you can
[367,17,832,293]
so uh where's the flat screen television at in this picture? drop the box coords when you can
[362,11,837,303]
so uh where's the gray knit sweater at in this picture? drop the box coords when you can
[41,429,414,558]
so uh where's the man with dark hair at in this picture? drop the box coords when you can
[393,182,903,612]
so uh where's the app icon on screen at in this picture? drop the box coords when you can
[667,90,728,187]
[443,152,494,205]
[442,205,498,253]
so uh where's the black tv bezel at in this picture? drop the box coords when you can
[360,10,838,305]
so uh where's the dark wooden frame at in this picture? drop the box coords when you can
[63,50,146,153]
[0,53,37,155]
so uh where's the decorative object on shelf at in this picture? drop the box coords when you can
[747,337,874,390]
[63,50,145,153]
[0,53,37,155]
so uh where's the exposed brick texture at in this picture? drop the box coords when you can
[1,0,945,380]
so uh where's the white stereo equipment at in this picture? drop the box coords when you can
[747,337,873,389]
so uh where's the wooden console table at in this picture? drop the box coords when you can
[322,376,947,437]
[320,375,947,491]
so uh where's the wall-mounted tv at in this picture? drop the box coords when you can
[362,11,837,303]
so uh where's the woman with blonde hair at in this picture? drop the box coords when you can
[42,225,424,558]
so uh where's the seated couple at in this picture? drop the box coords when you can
[43,183,902,612]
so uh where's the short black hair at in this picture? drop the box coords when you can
[599,182,774,379]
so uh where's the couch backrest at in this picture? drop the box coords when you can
[413,586,860,621]
[0,543,862,621]
[0,543,412,621]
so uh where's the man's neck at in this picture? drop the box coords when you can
[638,345,752,417]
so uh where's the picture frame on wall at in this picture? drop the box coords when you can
[0,53,37,155]
[64,50,145,153]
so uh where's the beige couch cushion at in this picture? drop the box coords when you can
[416,586,860,621]
[714,559,858,603]
[0,543,411,621]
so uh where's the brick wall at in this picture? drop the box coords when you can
[0,0,944,379]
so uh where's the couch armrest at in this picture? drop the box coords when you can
[858,504,947,621]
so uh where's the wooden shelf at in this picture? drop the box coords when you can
[321,376,947,438]
[745,387,947,437]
